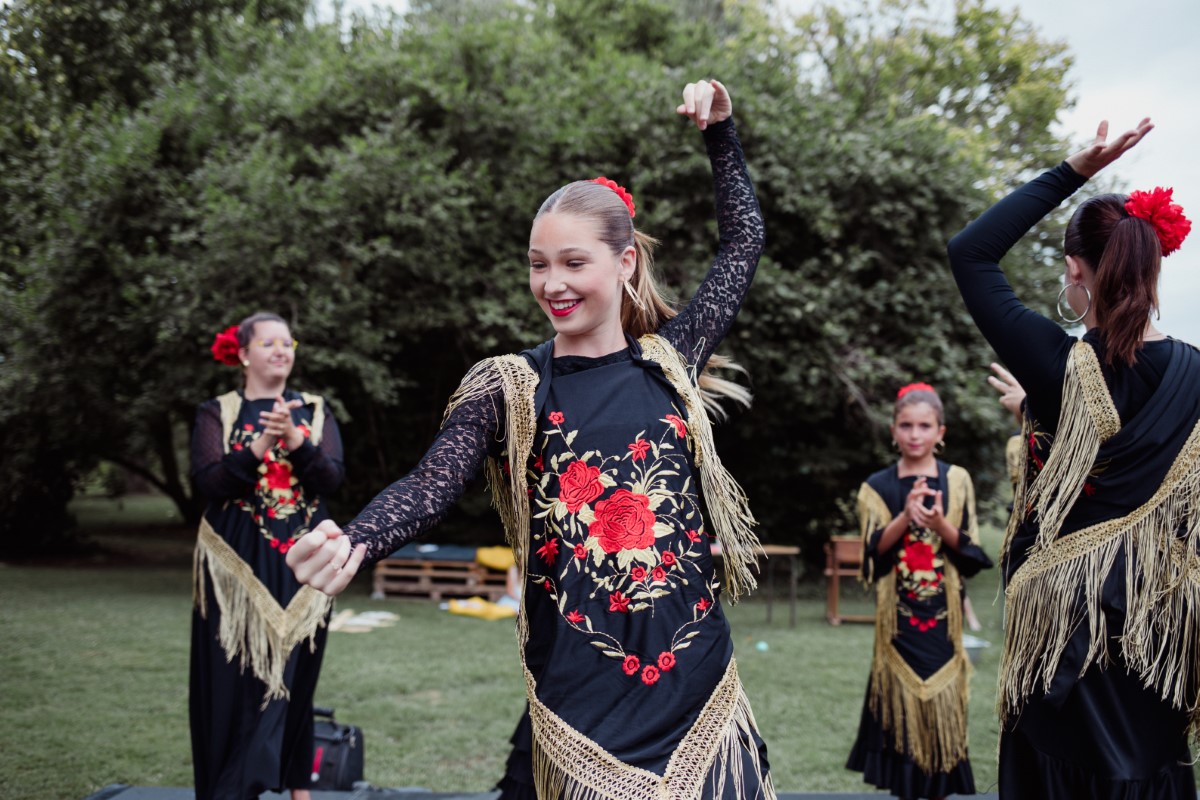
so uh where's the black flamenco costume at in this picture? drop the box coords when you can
[190,389,345,800]
[341,118,775,799]
[950,162,1200,798]
[846,461,991,799]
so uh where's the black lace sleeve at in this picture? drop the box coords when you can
[288,406,346,497]
[190,399,260,502]
[657,117,765,371]
[341,381,501,563]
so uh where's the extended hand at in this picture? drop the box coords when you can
[987,362,1026,425]
[286,519,366,596]
[1066,118,1153,178]
[676,79,732,131]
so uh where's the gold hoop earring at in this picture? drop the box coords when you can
[1056,283,1091,324]
[623,279,646,311]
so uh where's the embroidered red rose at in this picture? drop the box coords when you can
[685,529,701,543]
[664,414,687,438]
[609,591,630,613]
[900,540,935,572]
[623,654,640,675]
[544,579,553,591]
[297,424,310,439]
[559,460,605,513]
[533,455,544,471]
[657,652,676,671]
[628,439,651,461]
[244,423,255,431]
[661,551,677,567]
[641,665,660,685]
[651,566,667,583]
[210,325,242,366]
[573,543,587,559]
[232,443,243,451]
[566,609,584,624]
[264,460,294,491]
[631,565,647,582]
[269,538,280,549]
[279,540,292,554]
[548,411,565,425]
[696,597,710,611]
[589,489,657,553]
[266,507,277,519]
[536,537,559,564]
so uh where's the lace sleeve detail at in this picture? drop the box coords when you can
[658,117,765,371]
[189,399,259,502]
[342,378,502,563]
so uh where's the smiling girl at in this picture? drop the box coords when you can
[286,79,774,799]
[846,383,992,800]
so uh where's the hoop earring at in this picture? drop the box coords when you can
[623,279,647,312]
[1056,283,1091,324]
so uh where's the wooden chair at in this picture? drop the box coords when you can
[823,535,872,625]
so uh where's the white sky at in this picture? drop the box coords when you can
[317,0,1200,342]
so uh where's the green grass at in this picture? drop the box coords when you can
[0,498,1010,799]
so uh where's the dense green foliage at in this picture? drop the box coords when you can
[0,0,1075,561]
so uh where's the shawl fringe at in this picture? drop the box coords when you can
[193,519,331,704]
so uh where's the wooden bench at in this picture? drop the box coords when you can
[824,535,873,625]
[372,550,509,602]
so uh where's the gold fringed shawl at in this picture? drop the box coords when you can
[192,390,333,702]
[440,339,773,800]
[857,467,976,774]
[193,520,332,702]
[1000,342,1200,731]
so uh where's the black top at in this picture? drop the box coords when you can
[344,117,764,560]
[946,161,1173,433]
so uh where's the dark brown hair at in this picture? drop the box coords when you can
[1064,194,1161,366]
[236,312,288,348]
[894,387,944,425]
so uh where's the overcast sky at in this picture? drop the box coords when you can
[316,0,1200,342]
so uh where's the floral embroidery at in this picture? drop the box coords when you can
[536,537,560,564]
[559,460,605,514]
[896,529,943,601]
[566,609,585,624]
[623,655,640,675]
[573,543,587,559]
[628,438,651,461]
[590,489,657,553]
[663,414,687,438]
[548,410,565,425]
[631,565,647,582]
[641,665,660,685]
[229,413,319,550]
[657,652,676,671]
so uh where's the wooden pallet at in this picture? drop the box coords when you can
[371,558,509,601]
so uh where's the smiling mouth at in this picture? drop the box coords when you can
[549,299,581,317]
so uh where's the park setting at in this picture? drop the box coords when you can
[3,0,1198,798]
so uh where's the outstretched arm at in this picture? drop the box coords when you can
[658,79,765,371]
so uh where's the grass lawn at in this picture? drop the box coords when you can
[1,496,1010,799]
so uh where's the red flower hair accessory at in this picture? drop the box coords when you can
[897,382,936,399]
[1125,187,1192,256]
[210,325,242,366]
[591,176,636,218]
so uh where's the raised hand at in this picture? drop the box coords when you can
[676,79,732,131]
[1066,118,1153,178]
[286,519,366,596]
[987,362,1026,425]
[259,397,305,451]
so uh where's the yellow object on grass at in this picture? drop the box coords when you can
[475,545,516,571]
[447,596,517,621]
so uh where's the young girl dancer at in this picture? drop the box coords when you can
[949,116,1197,797]
[287,78,775,799]
[847,383,991,800]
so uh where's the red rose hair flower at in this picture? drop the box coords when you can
[897,382,935,399]
[1125,187,1192,256]
[592,176,636,218]
[210,325,242,366]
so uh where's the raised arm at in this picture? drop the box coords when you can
[658,80,765,370]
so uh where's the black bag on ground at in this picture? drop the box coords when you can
[311,706,365,790]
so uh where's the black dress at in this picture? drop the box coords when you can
[190,389,345,800]
[949,163,1200,798]
[846,462,991,799]
[342,118,775,799]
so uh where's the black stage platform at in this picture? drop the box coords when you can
[85,784,996,799]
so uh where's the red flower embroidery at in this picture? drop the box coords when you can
[533,455,544,472]
[589,489,657,553]
[297,424,310,439]
[1083,481,1097,496]
[685,529,701,543]
[269,538,280,549]
[651,566,667,583]
[573,543,587,559]
[558,460,605,514]
[264,460,294,491]
[279,540,292,554]
[641,665,660,685]
[622,654,640,675]
[266,507,277,519]
[631,565,647,582]
[664,414,687,438]
[900,540,935,572]
[536,537,559,564]
[544,579,553,591]
[696,598,710,611]
[566,609,584,624]
[627,439,651,461]
[609,591,630,613]
[657,652,676,671]
[661,550,677,567]
[243,423,255,431]
[548,411,565,425]
[232,443,243,451]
